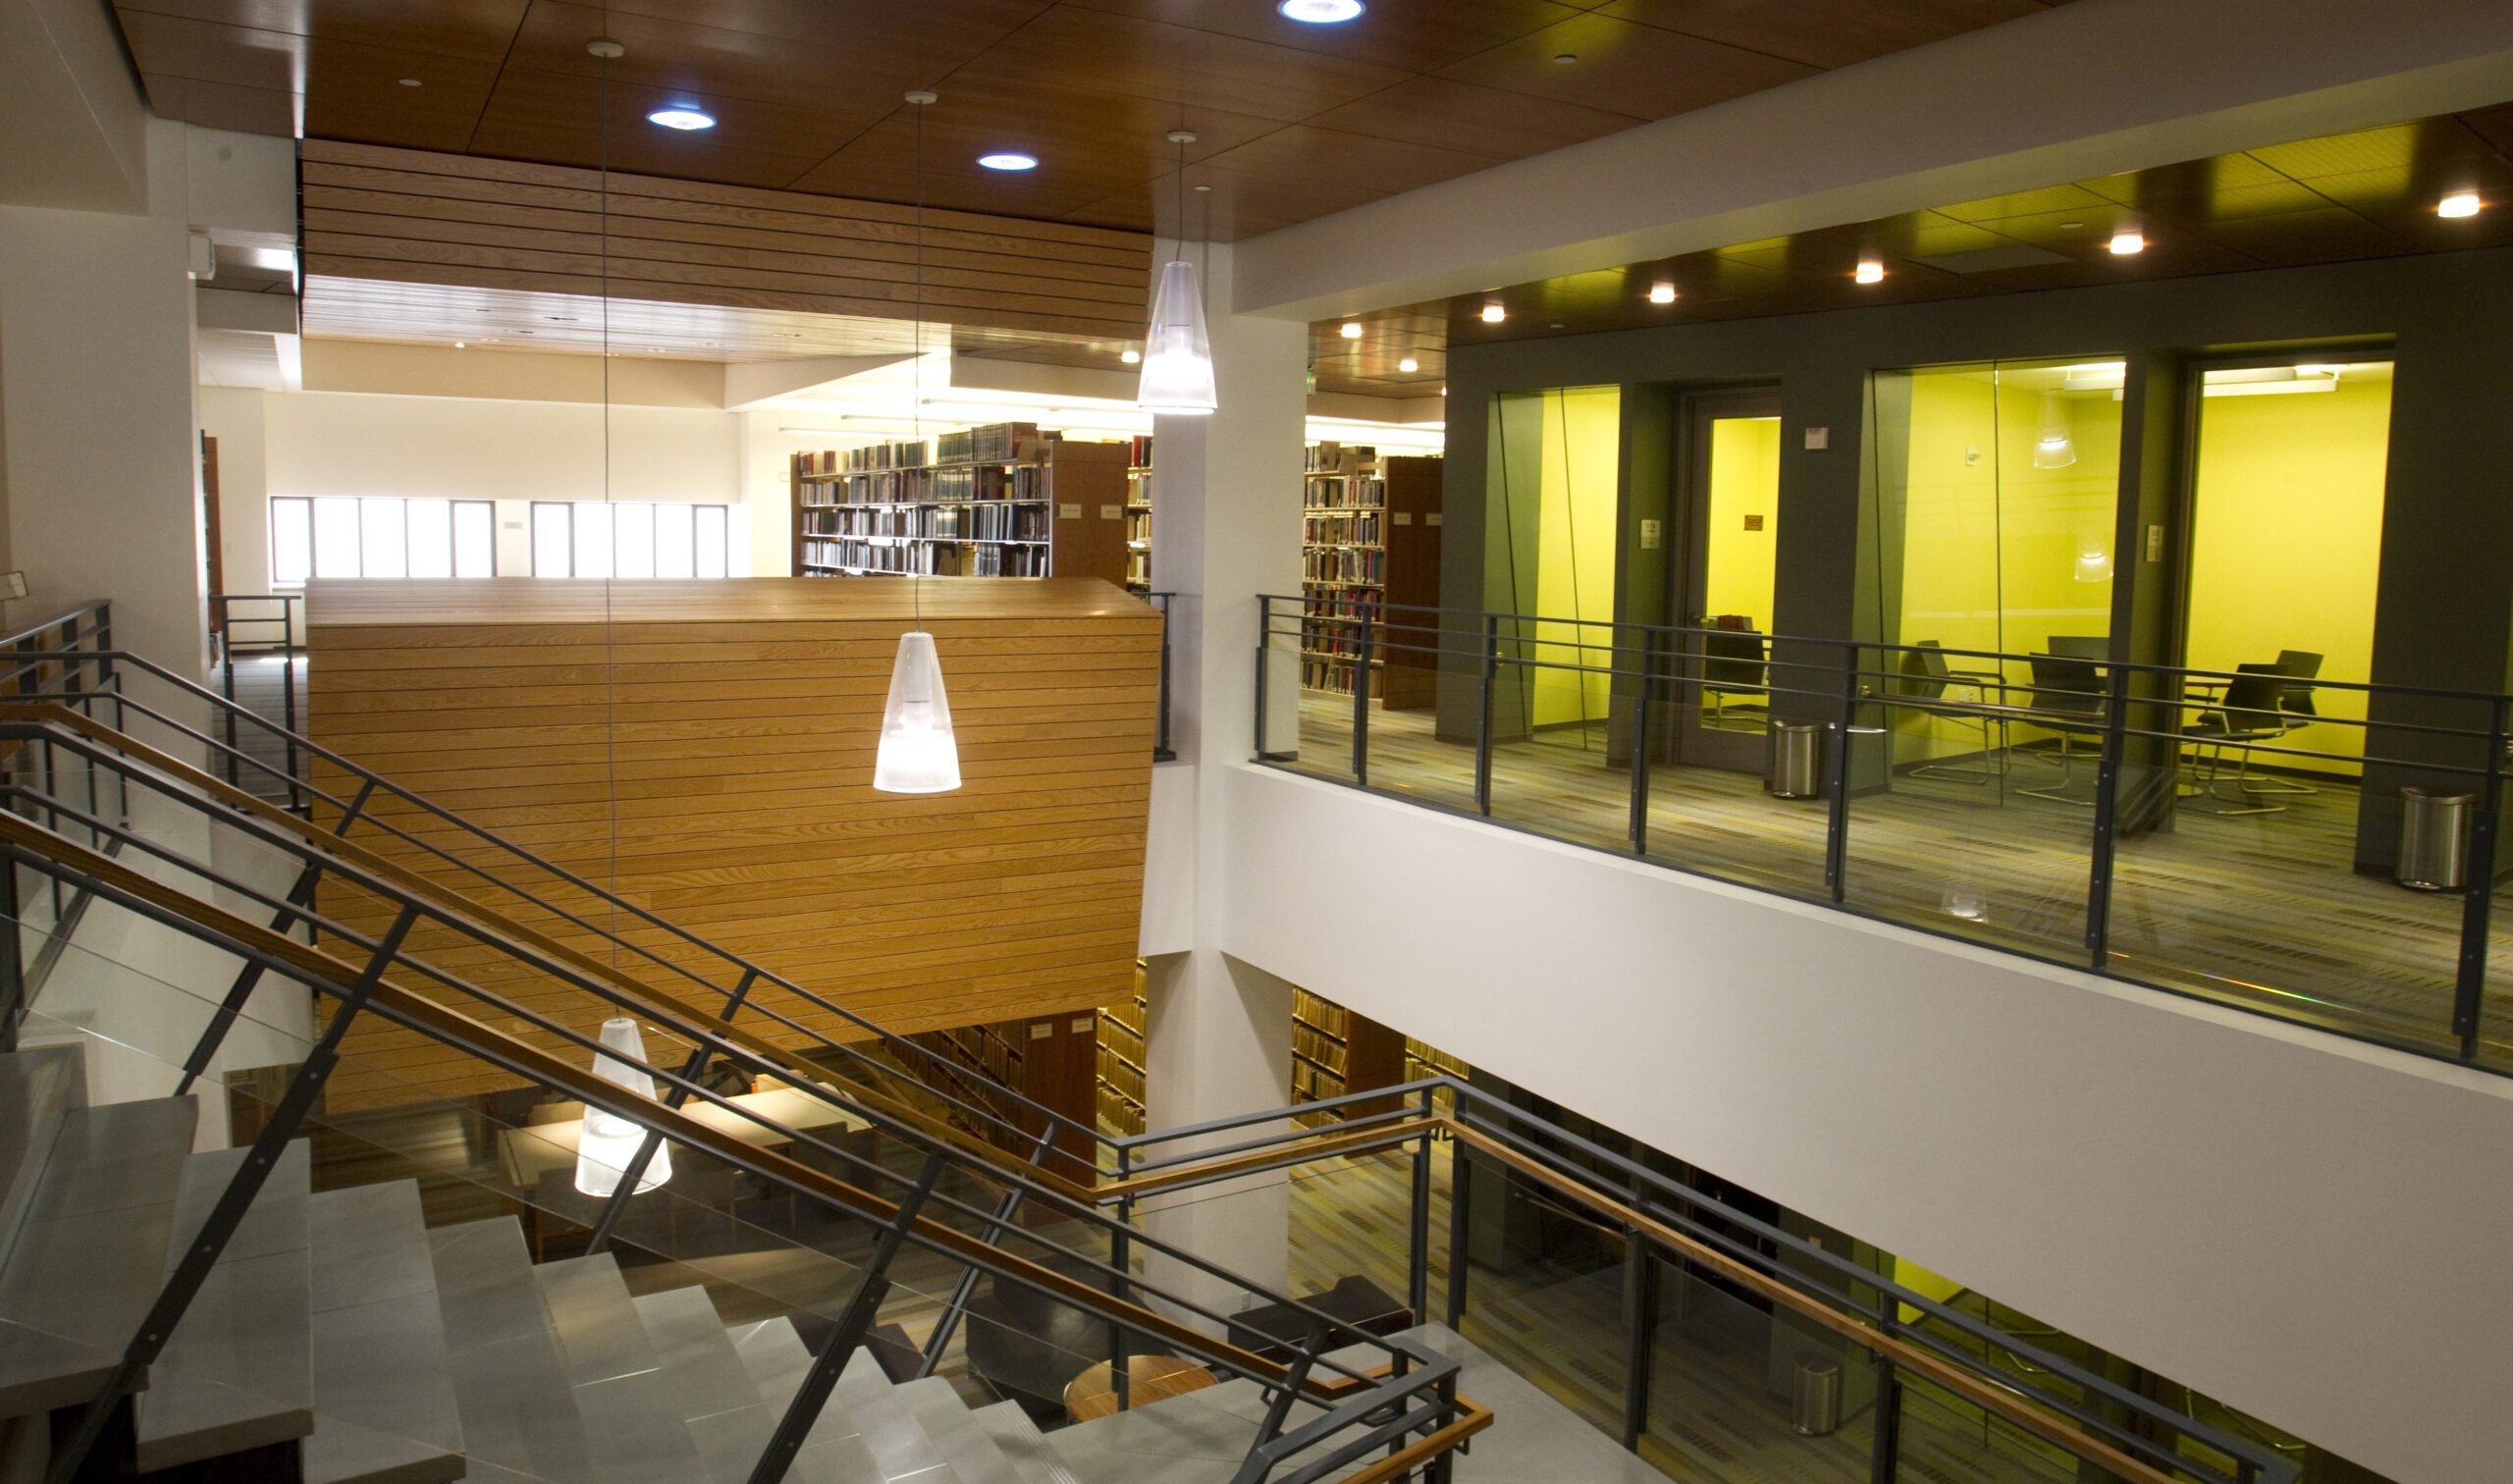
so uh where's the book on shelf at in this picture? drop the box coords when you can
[790,423,1132,585]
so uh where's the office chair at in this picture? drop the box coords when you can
[1699,627,1769,732]
[2046,635,2110,662]
[2181,664,2291,815]
[1898,641,2010,785]
[2239,650,2326,797]
[2016,655,2105,806]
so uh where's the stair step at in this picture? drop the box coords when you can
[831,1348,949,1481]
[971,1402,1082,1484]
[430,1217,597,1484]
[303,1182,464,1484]
[633,1287,784,1484]
[134,1140,316,1471]
[891,1377,1024,1484]
[726,1317,882,1484]
[0,1047,82,1273]
[534,1253,706,1484]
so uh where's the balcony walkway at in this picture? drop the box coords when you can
[1287,692,2513,1070]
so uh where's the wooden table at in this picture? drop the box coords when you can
[1063,1355,1218,1421]
[497,1085,872,1187]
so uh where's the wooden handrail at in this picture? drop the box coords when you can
[1333,1402,1494,1484]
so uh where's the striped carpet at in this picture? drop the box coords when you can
[1293,695,2513,1068]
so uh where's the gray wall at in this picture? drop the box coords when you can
[1439,245,2513,868]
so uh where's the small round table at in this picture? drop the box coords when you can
[1062,1354,1218,1421]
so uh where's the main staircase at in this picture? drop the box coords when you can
[0,604,2289,1484]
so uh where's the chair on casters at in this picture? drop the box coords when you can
[2016,655,2105,806]
[1699,626,1769,733]
[1898,641,2011,785]
[2181,664,2292,815]
[2236,650,2326,798]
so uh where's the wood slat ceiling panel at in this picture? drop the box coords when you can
[305,576,1161,1109]
[299,140,1151,341]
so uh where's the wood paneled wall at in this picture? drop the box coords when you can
[304,577,1160,1109]
[298,140,1151,343]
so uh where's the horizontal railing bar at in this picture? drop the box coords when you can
[1113,1082,1445,1158]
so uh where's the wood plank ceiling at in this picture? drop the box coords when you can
[1312,106,2513,397]
[111,0,2074,239]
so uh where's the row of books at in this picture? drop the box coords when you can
[936,422,1040,464]
[809,464,1032,505]
[804,439,931,475]
[804,504,1047,541]
[1096,1044,1146,1105]
[802,538,1050,575]
[1096,1085,1145,1136]
[1304,475,1387,510]
[1291,1058,1344,1103]
[1294,989,1350,1037]
[1305,510,1381,547]
[1126,434,1154,469]
[1305,442,1375,475]
[1300,657,1369,695]
[1304,546,1386,584]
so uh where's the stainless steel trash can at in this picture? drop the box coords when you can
[2396,787,2474,891]
[1791,1360,1843,1437]
[1767,720,1827,799]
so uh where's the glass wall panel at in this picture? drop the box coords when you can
[405,497,454,577]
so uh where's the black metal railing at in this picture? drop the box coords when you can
[1260,594,2513,1074]
[0,600,120,1051]
[207,592,304,807]
[1147,590,1178,762]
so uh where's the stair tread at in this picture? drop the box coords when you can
[431,1217,598,1484]
[533,1254,703,1484]
[135,1140,316,1471]
[633,1287,761,1427]
[726,1318,880,1482]
[0,1315,120,1418]
[305,1182,463,1484]
[970,1403,1081,1484]
[890,1377,1023,1484]
[22,1095,194,1223]
[833,1347,946,1481]
[0,1047,82,1275]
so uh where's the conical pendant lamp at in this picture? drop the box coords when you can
[2032,390,2077,469]
[1138,130,1216,414]
[573,1016,673,1197]
[874,619,961,793]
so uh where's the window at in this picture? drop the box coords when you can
[530,503,730,579]
[270,497,494,585]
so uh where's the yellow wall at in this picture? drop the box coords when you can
[1702,416,1781,631]
[1529,387,1623,727]
[1893,1255,1965,1325]
[2183,373,2393,768]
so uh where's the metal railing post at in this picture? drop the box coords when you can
[46,902,422,1484]
[1474,615,1497,816]
[916,1128,1058,1377]
[2452,696,2507,1060]
[2085,661,2131,971]
[747,1153,948,1484]
[1824,644,1857,902]
[1443,1125,1471,1328]
[1628,627,1652,853]
[1110,1143,1135,1412]
[1152,593,1175,762]
[1619,1221,1656,1453]
[1407,1087,1433,1320]
[1868,1353,1903,1484]
[281,597,302,811]
[1254,595,1271,761]
[1351,599,1373,785]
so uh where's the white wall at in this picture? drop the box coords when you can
[1212,763,2513,1484]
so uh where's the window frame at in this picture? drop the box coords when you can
[270,496,495,587]
[530,501,732,579]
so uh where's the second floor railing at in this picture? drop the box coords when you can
[1258,594,2513,1076]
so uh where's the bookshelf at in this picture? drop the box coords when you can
[791,422,1130,586]
[1290,987,1407,1127]
[1124,435,1153,596]
[1301,443,1386,698]
[1096,964,1150,1138]
[917,1009,1103,1171]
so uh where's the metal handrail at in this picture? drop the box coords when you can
[4,642,1120,1178]
[1259,591,2513,1071]
[0,762,1470,1484]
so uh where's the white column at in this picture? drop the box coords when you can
[1135,240,1308,1322]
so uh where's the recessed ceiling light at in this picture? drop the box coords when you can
[1647,283,1677,304]
[2108,231,2145,255]
[454,341,466,349]
[1553,53,1577,65]
[647,106,715,132]
[398,78,422,88]
[1121,348,1142,364]
[1480,303,1505,323]
[977,152,1038,171]
[1339,321,1363,340]
[2437,191,2482,218]
[1399,356,1418,373]
[1854,261,1885,284]
[2059,220,2084,230]
[1277,0,1363,22]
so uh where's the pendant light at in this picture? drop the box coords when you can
[2032,390,2077,469]
[873,88,964,796]
[1137,130,1217,414]
[574,1017,673,1196]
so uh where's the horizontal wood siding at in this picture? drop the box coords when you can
[298,140,1152,342]
[305,577,1160,1109]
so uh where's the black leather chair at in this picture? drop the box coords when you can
[2016,655,2105,806]
[1898,641,2009,785]
[2182,664,2293,815]
[1699,627,1769,732]
[2243,650,2326,797]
